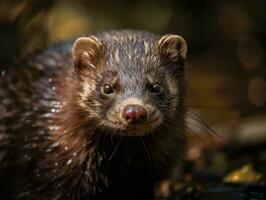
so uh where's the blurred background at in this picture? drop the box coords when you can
[1,0,266,188]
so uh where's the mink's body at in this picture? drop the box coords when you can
[0,30,187,200]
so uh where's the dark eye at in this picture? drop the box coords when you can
[103,84,114,94]
[149,83,161,93]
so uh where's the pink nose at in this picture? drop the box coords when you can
[122,104,148,124]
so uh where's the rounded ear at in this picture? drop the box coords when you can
[72,36,104,72]
[157,34,187,64]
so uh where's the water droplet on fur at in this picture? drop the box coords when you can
[48,125,59,131]
[24,154,31,161]
[51,141,59,147]
[1,70,6,77]
[51,108,59,113]
[38,130,45,135]
[66,159,72,165]
[85,171,90,176]
[46,148,52,152]
[50,101,61,108]
[52,86,56,91]
[54,162,58,166]
[42,113,52,118]
[73,152,77,156]
[64,146,68,151]
[17,191,30,197]
[48,78,53,83]
[46,58,57,67]
[2,99,10,105]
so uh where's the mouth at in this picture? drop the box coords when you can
[105,117,161,136]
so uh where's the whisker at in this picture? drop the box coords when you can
[186,110,223,139]
[140,138,153,166]
[108,136,122,161]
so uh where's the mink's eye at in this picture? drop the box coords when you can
[103,84,114,94]
[149,83,161,93]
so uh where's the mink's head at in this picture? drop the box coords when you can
[72,31,187,136]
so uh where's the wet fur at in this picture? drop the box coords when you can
[0,30,187,200]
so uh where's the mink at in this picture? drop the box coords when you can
[0,30,187,200]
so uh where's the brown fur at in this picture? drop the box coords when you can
[0,30,187,200]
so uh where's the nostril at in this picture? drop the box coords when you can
[123,105,136,123]
[124,113,133,122]
[123,104,148,124]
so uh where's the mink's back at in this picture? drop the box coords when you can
[0,41,74,197]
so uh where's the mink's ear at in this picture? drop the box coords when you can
[157,34,187,68]
[72,36,104,73]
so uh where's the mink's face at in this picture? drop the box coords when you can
[92,69,171,135]
[72,32,187,136]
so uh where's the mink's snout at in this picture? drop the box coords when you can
[122,104,148,124]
